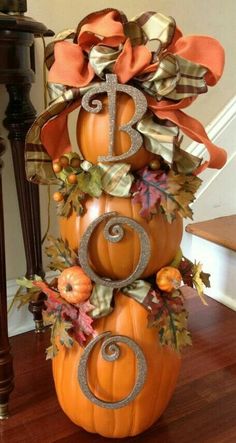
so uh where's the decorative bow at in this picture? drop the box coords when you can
[25,9,226,184]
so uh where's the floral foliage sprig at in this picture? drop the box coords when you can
[14,237,210,357]
[39,280,95,359]
[132,166,202,222]
[45,235,79,271]
[52,151,202,223]
[15,277,96,359]
[179,257,210,305]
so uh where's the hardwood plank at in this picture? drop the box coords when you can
[0,293,236,442]
[185,215,236,251]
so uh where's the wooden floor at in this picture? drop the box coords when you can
[1,291,236,443]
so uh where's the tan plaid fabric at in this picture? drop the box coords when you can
[90,280,151,319]
[98,163,134,197]
[25,88,81,184]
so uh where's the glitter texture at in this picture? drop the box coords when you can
[78,212,151,288]
[81,74,147,162]
[78,331,147,409]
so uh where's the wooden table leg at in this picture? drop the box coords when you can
[4,83,46,331]
[0,137,14,419]
[0,10,53,331]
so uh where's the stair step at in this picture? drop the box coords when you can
[185,215,236,252]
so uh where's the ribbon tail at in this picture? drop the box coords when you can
[151,107,227,172]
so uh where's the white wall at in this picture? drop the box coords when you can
[181,96,236,310]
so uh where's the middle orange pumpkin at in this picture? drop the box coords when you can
[60,194,183,280]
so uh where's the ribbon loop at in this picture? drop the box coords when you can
[25,9,227,184]
[131,12,176,48]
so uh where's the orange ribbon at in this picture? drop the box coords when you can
[46,9,227,172]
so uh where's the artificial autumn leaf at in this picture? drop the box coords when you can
[172,145,202,175]
[77,165,103,197]
[179,257,210,305]
[44,311,74,359]
[9,275,43,311]
[132,167,202,221]
[132,167,168,218]
[43,282,95,354]
[178,257,194,287]
[16,275,42,289]
[57,185,85,218]
[33,280,60,300]
[45,235,78,271]
[73,300,95,345]
[161,171,202,222]
[192,262,208,306]
[147,289,191,352]
[200,270,211,288]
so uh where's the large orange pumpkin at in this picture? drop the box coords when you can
[53,293,181,438]
[77,93,155,170]
[60,194,183,280]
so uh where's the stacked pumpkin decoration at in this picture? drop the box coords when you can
[24,8,226,439]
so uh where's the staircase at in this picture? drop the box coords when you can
[181,96,236,311]
[183,216,236,311]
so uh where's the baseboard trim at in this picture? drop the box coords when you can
[207,290,236,312]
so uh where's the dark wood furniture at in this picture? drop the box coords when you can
[0,1,53,419]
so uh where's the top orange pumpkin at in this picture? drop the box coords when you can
[76,92,154,170]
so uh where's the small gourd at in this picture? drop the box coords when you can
[156,266,182,292]
[58,266,92,304]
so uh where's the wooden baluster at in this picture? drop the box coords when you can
[0,137,14,419]
[0,4,53,331]
[4,83,46,331]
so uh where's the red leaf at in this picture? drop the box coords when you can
[34,281,59,300]
[132,167,168,218]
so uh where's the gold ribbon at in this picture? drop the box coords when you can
[90,279,152,319]
[139,54,207,100]
[130,11,175,47]
[98,162,134,197]
[137,113,179,163]
[89,45,122,78]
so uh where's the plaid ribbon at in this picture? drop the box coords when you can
[25,8,226,184]
[90,280,152,319]
[98,162,134,197]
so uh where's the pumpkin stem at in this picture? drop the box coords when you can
[65,283,73,292]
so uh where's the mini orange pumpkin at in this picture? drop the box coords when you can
[156,266,182,292]
[77,93,155,170]
[53,293,181,438]
[60,194,183,280]
[58,266,92,304]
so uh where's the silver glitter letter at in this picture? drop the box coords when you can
[81,74,147,162]
[78,212,151,288]
[78,331,147,409]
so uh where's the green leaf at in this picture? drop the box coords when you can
[77,166,103,197]
[16,276,42,289]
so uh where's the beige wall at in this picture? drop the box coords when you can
[1,0,236,279]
